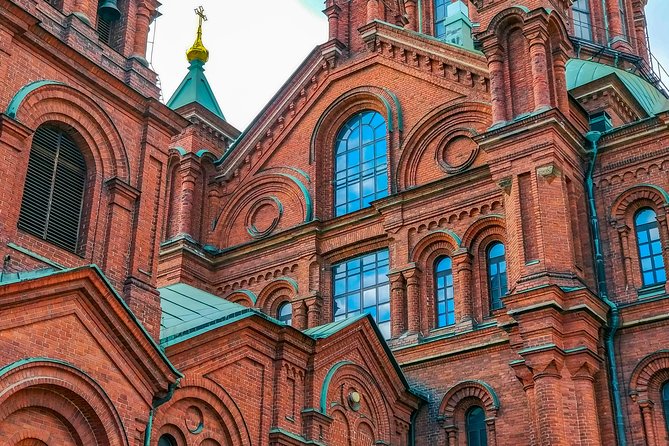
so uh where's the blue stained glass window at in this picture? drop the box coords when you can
[334,111,388,217]
[635,209,666,287]
[332,250,391,338]
[487,242,508,311]
[466,406,488,446]
[435,257,455,327]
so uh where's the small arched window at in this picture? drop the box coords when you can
[466,406,488,446]
[487,242,508,311]
[334,110,387,217]
[634,208,666,287]
[278,301,292,326]
[158,434,178,446]
[435,257,455,328]
[18,125,87,253]
[663,381,669,434]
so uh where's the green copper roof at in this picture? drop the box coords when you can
[166,60,225,120]
[303,313,369,339]
[566,58,669,116]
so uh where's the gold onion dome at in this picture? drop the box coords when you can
[187,7,209,63]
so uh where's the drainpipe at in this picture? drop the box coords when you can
[601,0,611,46]
[144,379,180,446]
[409,409,418,446]
[584,131,626,446]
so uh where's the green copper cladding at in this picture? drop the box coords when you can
[167,59,226,120]
[566,58,669,116]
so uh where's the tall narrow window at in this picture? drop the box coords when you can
[618,0,628,39]
[571,0,592,41]
[466,406,488,446]
[434,0,448,39]
[278,301,292,326]
[634,208,666,287]
[334,111,388,217]
[18,125,87,253]
[487,242,508,311]
[663,381,669,434]
[333,250,390,338]
[435,257,455,328]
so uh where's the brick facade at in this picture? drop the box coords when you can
[1,0,669,445]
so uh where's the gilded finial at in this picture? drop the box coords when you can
[187,6,209,64]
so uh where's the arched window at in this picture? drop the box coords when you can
[663,381,669,434]
[278,301,292,326]
[435,257,455,328]
[571,0,592,41]
[158,434,178,446]
[487,242,508,311]
[466,406,488,446]
[333,250,390,338]
[334,110,387,217]
[18,125,87,253]
[634,208,666,287]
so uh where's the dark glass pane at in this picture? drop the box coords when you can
[278,302,292,326]
[466,406,488,446]
[635,208,666,287]
[435,256,455,328]
[487,242,508,312]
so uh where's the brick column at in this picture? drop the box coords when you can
[532,363,568,446]
[405,0,417,31]
[306,294,322,328]
[638,400,657,446]
[525,31,550,111]
[293,300,308,330]
[567,359,602,446]
[132,3,152,63]
[485,50,507,125]
[177,161,199,237]
[73,0,96,25]
[367,0,380,23]
[388,271,407,337]
[404,267,421,334]
[616,224,633,288]
[102,178,139,287]
[512,363,539,446]
[452,249,473,322]
[444,426,457,446]
[552,49,570,117]
[486,419,498,446]
[324,2,341,41]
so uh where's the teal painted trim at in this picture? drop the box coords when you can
[6,242,65,270]
[383,88,403,132]
[261,166,312,184]
[233,289,258,304]
[319,360,354,413]
[195,149,215,158]
[0,357,130,445]
[6,80,66,119]
[585,131,627,446]
[429,229,462,246]
[275,173,313,222]
[625,183,669,203]
[172,147,188,156]
[269,428,326,446]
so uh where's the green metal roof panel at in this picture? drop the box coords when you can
[166,60,225,120]
[566,58,669,116]
[303,313,369,339]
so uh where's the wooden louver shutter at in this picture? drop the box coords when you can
[18,126,86,252]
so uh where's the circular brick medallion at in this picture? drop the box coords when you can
[437,129,479,174]
[245,196,283,239]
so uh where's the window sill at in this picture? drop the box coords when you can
[637,283,667,299]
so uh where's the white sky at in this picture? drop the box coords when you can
[150,0,669,131]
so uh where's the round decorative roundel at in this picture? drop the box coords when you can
[245,196,283,239]
[185,405,204,434]
[437,129,479,174]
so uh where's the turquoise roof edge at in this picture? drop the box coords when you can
[566,58,669,116]
[167,60,225,120]
[0,265,182,379]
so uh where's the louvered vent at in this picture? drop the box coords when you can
[18,126,86,253]
[97,17,112,45]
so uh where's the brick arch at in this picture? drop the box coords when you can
[411,229,461,264]
[6,427,50,446]
[152,377,252,446]
[9,81,130,181]
[224,289,257,307]
[610,184,669,224]
[480,6,529,39]
[257,277,299,314]
[438,380,500,423]
[630,350,669,401]
[460,214,505,250]
[320,361,392,443]
[397,100,491,190]
[0,358,128,446]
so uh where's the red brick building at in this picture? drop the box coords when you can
[0,0,668,444]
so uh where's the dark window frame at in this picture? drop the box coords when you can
[332,250,391,339]
[333,110,388,217]
[435,256,455,328]
[487,242,508,311]
[278,301,293,326]
[571,0,593,41]
[466,406,488,446]
[634,208,666,288]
